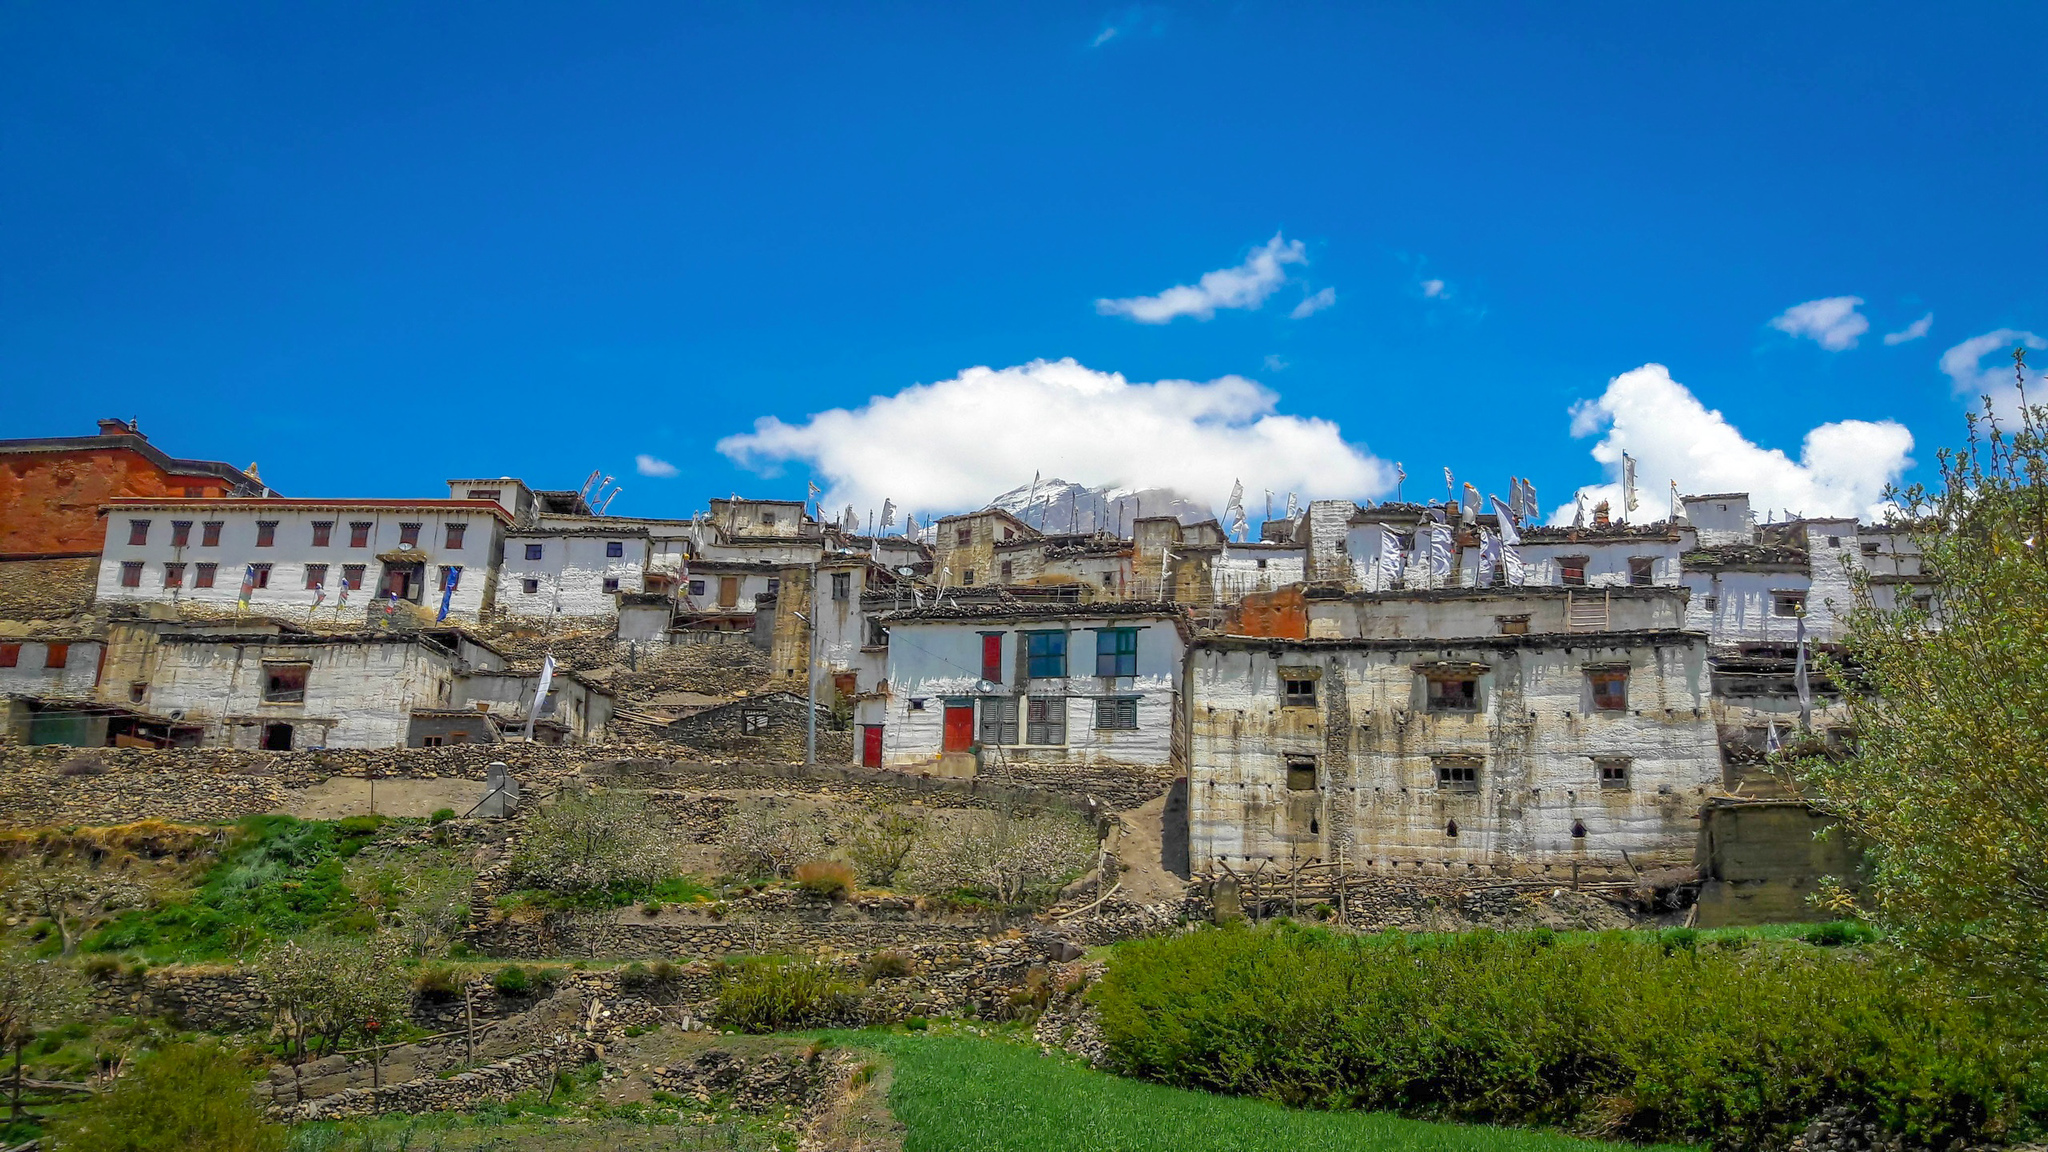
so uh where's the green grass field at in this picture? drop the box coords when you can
[835,1030,1687,1152]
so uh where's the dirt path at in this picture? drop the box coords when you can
[1109,791,1191,906]
[283,776,484,820]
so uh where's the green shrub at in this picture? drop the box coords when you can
[491,965,531,996]
[81,954,121,982]
[1804,920,1879,947]
[412,964,461,1001]
[1093,923,2048,1149]
[713,956,854,1032]
[429,808,457,825]
[796,859,856,898]
[43,1041,282,1151]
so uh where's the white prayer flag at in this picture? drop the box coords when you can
[1429,521,1455,582]
[1477,529,1501,586]
[1490,496,1521,545]
[1378,526,1404,588]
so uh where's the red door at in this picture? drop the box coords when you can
[942,703,975,752]
[861,724,884,768]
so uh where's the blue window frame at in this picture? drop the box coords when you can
[1096,628,1138,677]
[1025,631,1067,678]
[606,541,624,557]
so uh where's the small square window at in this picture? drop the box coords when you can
[127,519,150,546]
[1589,669,1629,711]
[908,697,926,711]
[1628,557,1655,586]
[1025,631,1068,678]
[311,521,333,547]
[250,563,272,588]
[202,520,223,547]
[606,540,623,557]
[1860,542,1880,557]
[522,578,540,594]
[1100,571,1114,586]
[255,520,277,547]
[263,663,309,704]
[467,489,501,502]
[1559,556,1589,587]
[420,735,444,748]
[767,578,780,594]
[602,577,620,594]
[194,563,217,588]
[1285,755,1317,791]
[689,579,707,596]
[832,572,851,601]
[1256,558,1268,570]
[445,523,466,549]
[1826,535,1840,548]
[760,512,776,528]
[399,522,421,547]
[1025,696,1067,745]
[1597,758,1631,789]
[119,561,143,588]
[1703,594,1720,612]
[304,563,328,590]
[525,543,544,561]
[45,643,69,669]
[1773,592,1806,617]
[170,520,192,547]
[1496,615,1530,635]
[1435,759,1480,790]
[129,681,146,703]
[1281,676,1317,707]
[962,569,975,585]
[0,644,17,668]
[1096,628,1138,677]
[163,562,185,589]
[740,709,771,736]
[1000,560,1014,581]
[957,527,973,547]
[1426,677,1479,712]
[349,521,372,548]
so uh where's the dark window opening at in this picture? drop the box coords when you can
[304,563,328,590]
[255,520,277,547]
[1285,755,1317,791]
[119,561,143,588]
[1096,628,1139,677]
[1826,535,1840,548]
[606,540,623,557]
[1590,669,1629,712]
[1026,696,1067,745]
[865,618,888,647]
[202,521,223,547]
[349,521,372,548]
[195,563,217,588]
[602,577,620,594]
[467,489,501,502]
[399,522,421,547]
[1597,758,1631,789]
[1281,676,1317,707]
[170,520,192,547]
[260,723,293,751]
[340,564,365,590]
[689,579,706,596]
[522,578,539,594]
[1435,760,1480,790]
[250,564,271,589]
[1704,594,1720,612]
[1426,677,1480,712]
[956,527,973,547]
[263,663,309,703]
[1860,542,1880,557]
[760,512,776,527]
[163,563,185,589]
[127,519,150,546]
[1628,557,1655,586]
[1000,560,1014,581]
[445,523,466,549]
[311,521,333,547]
[740,710,770,736]
[1444,819,1459,838]
[129,681,146,703]
[962,569,975,585]
[1560,556,1589,586]
[1572,819,1588,839]
[832,572,851,601]
[525,543,544,561]
[1773,592,1806,617]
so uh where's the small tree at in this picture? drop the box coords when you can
[509,787,679,895]
[43,1042,282,1152]
[717,799,826,880]
[1798,348,2048,996]
[3,851,160,956]
[842,808,925,888]
[0,949,83,1121]
[345,856,476,957]
[906,806,1098,907]
[249,934,408,1063]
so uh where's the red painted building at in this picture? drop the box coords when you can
[0,419,266,559]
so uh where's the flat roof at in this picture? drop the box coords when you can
[101,497,512,524]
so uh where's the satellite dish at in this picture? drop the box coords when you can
[897,566,915,576]
[976,679,1000,694]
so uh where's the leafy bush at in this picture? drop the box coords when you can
[902,807,1097,908]
[1093,923,2048,1150]
[843,808,924,887]
[508,788,680,897]
[412,964,461,1001]
[43,1041,282,1151]
[428,808,456,825]
[717,800,827,879]
[1804,920,1879,947]
[795,859,855,898]
[713,956,854,1032]
[492,965,531,996]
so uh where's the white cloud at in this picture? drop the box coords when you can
[1769,296,1870,351]
[1553,363,1913,525]
[718,357,1395,518]
[1096,234,1306,323]
[1421,278,1446,298]
[634,454,678,478]
[1289,287,1336,319]
[1262,353,1289,372]
[1882,312,1933,345]
[1089,26,1119,47]
[1940,328,2047,416]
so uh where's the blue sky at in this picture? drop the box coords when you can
[3,3,2043,527]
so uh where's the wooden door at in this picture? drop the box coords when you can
[861,724,883,768]
[942,703,975,752]
[717,576,739,607]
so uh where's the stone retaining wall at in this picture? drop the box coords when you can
[277,1041,600,1122]
[470,913,999,961]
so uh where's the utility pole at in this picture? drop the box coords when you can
[800,562,819,767]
